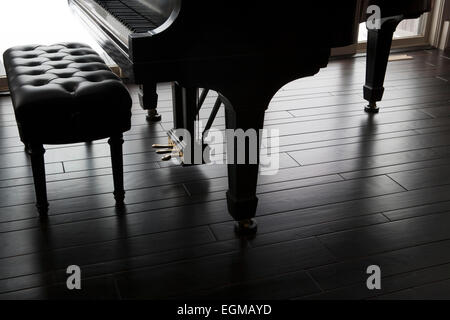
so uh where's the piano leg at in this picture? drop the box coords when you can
[364,18,402,113]
[171,82,185,129]
[139,83,162,122]
[223,100,266,235]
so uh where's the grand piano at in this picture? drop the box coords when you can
[68,0,431,234]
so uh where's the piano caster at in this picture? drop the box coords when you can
[234,219,258,236]
[365,102,379,114]
[114,191,126,205]
[146,109,162,122]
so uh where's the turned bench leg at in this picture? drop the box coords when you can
[108,134,125,204]
[29,143,49,216]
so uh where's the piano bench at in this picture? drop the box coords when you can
[2,43,132,216]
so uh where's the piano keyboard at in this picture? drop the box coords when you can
[92,0,165,33]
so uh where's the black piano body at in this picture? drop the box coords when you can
[69,0,431,234]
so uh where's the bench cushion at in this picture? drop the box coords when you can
[3,43,132,144]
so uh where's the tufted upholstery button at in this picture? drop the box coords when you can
[47,68,78,78]
[57,73,74,79]
[2,42,132,144]
[69,55,105,64]
[60,81,80,93]
[29,79,50,87]
[25,70,45,76]
[24,61,42,67]
[47,56,64,61]
[69,49,97,56]
[54,64,70,69]
[37,45,65,52]
[65,43,87,49]
[73,62,109,72]
[43,60,72,69]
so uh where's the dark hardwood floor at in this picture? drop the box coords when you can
[0,49,449,300]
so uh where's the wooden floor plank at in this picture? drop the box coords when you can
[113,237,334,299]
[306,263,450,300]
[308,239,450,293]
[0,276,118,300]
[373,277,450,300]
[288,130,450,166]
[388,164,450,190]
[318,211,450,260]
[211,184,450,241]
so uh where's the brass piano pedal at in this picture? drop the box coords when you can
[152,144,174,149]
[161,150,183,162]
[156,149,173,154]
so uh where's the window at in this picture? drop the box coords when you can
[358,15,429,43]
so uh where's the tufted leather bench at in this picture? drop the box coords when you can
[3,43,132,215]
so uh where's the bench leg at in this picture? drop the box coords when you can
[29,143,49,216]
[108,134,125,204]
